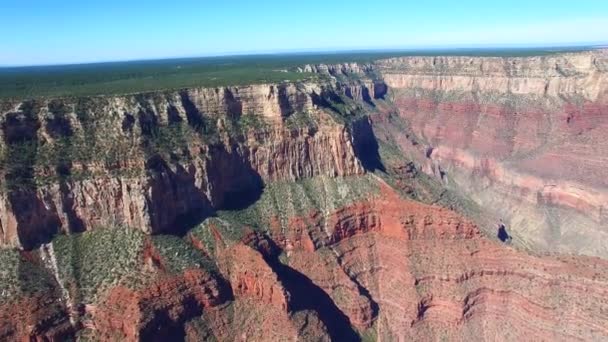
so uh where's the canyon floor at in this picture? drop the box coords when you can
[0,49,607,341]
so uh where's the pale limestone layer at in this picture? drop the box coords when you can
[380,50,608,101]
[381,49,608,258]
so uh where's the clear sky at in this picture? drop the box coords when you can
[1,0,607,66]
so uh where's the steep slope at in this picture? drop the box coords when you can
[374,49,608,257]
[2,175,607,341]
[0,83,365,249]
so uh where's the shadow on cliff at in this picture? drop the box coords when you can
[311,90,385,173]
[497,223,512,243]
[139,276,234,342]
[146,155,213,236]
[252,234,361,341]
[146,144,263,236]
[142,310,189,342]
[139,274,234,342]
[46,103,87,234]
[2,106,63,250]
[204,144,264,211]
[311,89,347,116]
[351,117,386,173]
[16,251,75,340]
[140,88,262,235]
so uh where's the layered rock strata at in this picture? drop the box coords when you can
[367,50,608,257]
[0,83,364,249]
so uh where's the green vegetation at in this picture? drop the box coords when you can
[52,228,148,303]
[0,48,586,99]
[284,111,318,130]
[0,62,313,99]
[218,113,273,140]
[221,175,377,228]
[0,248,57,305]
[360,323,379,342]
[189,217,246,258]
[0,119,273,192]
[191,175,381,244]
[0,227,223,307]
[0,135,142,191]
[151,235,217,273]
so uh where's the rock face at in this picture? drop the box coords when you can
[2,175,607,341]
[0,82,364,249]
[300,62,389,102]
[1,49,608,341]
[284,181,608,341]
[379,52,608,99]
[378,49,608,257]
[93,268,227,341]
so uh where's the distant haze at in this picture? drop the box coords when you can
[1,0,607,66]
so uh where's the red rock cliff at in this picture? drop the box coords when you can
[376,49,608,257]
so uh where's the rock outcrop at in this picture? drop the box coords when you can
[0,83,364,249]
[4,175,606,341]
[377,49,608,257]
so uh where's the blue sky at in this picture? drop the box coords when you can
[1,0,607,66]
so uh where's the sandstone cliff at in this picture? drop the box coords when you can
[2,175,607,341]
[373,49,608,257]
[0,82,366,249]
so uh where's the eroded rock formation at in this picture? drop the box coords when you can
[375,49,608,257]
[0,83,364,249]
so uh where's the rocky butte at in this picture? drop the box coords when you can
[0,49,607,341]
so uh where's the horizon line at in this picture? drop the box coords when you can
[1,42,606,69]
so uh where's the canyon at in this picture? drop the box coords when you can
[377,51,608,257]
[0,49,607,341]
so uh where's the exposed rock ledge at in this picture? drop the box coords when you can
[0,82,367,249]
